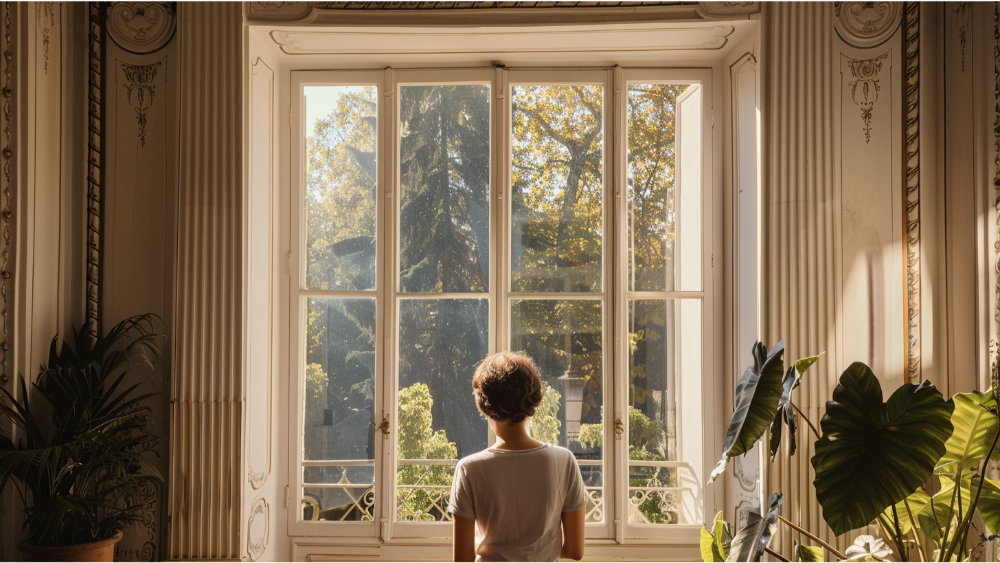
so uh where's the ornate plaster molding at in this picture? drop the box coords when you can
[903,2,920,383]
[248,0,732,23]
[834,2,902,48]
[107,2,176,55]
[993,2,1000,337]
[246,497,269,561]
[120,61,160,148]
[847,52,889,144]
[37,3,54,73]
[0,1,14,387]
[87,2,102,341]
[953,2,971,72]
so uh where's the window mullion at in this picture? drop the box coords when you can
[378,66,398,543]
[492,66,508,449]
[611,64,627,545]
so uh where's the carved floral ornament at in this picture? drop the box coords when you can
[120,61,160,148]
[107,2,176,54]
[247,498,269,561]
[835,2,903,48]
[848,52,889,144]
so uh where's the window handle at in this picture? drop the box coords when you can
[377,414,390,438]
[614,414,624,440]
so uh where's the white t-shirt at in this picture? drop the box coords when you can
[447,443,586,562]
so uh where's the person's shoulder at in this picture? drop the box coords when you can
[456,448,496,470]
[544,444,580,463]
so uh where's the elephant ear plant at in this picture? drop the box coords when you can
[702,340,1000,562]
[0,314,163,547]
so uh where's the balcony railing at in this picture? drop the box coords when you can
[301,458,694,525]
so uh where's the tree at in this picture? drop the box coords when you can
[533,385,563,445]
[303,80,692,523]
[397,383,458,521]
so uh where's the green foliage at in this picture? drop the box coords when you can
[792,543,824,562]
[726,493,781,563]
[532,384,562,445]
[396,383,457,521]
[769,353,822,461]
[811,363,954,536]
[709,341,786,484]
[0,314,163,546]
[700,511,732,562]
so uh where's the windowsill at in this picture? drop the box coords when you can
[291,532,702,561]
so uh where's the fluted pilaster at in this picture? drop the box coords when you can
[169,3,243,559]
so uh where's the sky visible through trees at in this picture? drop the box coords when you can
[301,79,692,524]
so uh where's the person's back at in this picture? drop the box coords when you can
[448,351,586,562]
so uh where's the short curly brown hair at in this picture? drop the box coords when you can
[472,351,543,424]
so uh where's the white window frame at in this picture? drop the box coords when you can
[287,65,718,543]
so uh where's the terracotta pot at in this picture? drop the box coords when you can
[18,530,123,562]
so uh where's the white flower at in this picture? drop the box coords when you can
[843,535,893,562]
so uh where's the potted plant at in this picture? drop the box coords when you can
[0,314,163,562]
[703,341,1000,562]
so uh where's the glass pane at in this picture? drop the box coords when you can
[510,299,604,523]
[627,299,701,525]
[304,86,378,291]
[397,298,489,522]
[511,85,604,293]
[302,465,375,522]
[399,85,491,293]
[304,297,376,462]
[627,83,702,292]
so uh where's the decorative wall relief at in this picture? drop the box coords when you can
[87,2,102,340]
[246,57,274,491]
[246,497,269,561]
[953,2,971,72]
[848,52,889,144]
[120,61,160,148]
[994,2,1000,336]
[36,2,53,73]
[107,2,176,55]
[1,1,14,387]
[903,2,920,383]
[835,2,902,48]
[114,481,160,562]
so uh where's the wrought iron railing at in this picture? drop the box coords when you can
[301,458,694,525]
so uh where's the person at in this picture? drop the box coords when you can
[448,351,586,562]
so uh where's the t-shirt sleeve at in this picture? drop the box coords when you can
[447,461,475,519]
[563,453,586,513]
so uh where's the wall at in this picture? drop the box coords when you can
[0,2,88,558]
[761,1,998,555]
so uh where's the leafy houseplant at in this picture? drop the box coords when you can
[0,314,163,561]
[703,341,1000,562]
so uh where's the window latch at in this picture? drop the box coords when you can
[614,413,624,440]
[377,414,390,438]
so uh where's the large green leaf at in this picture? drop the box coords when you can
[811,363,954,536]
[879,488,931,536]
[700,511,731,562]
[768,353,822,461]
[710,341,785,483]
[726,493,781,563]
[793,543,824,562]
[939,390,999,474]
[977,477,1000,535]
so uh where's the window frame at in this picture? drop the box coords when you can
[287,65,718,542]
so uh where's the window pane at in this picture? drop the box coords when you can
[627,83,702,292]
[397,298,489,522]
[305,86,378,291]
[511,85,603,293]
[304,297,376,462]
[302,465,375,522]
[510,299,604,523]
[627,299,701,525]
[399,85,491,293]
